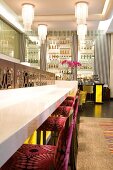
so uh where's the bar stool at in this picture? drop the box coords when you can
[38,106,72,145]
[83,85,94,102]
[61,99,74,107]
[70,96,79,170]
[79,91,87,110]
[64,90,80,112]
[66,96,75,102]
[1,118,74,170]
[61,95,79,170]
[38,94,77,145]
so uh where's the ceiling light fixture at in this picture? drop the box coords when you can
[22,3,35,31]
[77,24,87,40]
[75,2,88,24]
[78,35,86,42]
[77,24,87,36]
[75,2,88,41]
[38,25,47,44]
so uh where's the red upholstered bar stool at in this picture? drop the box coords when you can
[60,96,79,170]
[66,96,75,100]
[51,105,72,117]
[37,92,78,145]
[65,95,77,104]
[60,99,75,121]
[59,95,80,170]
[1,119,74,170]
[65,90,80,111]
[70,96,79,170]
[61,99,74,107]
[66,90,80,100]
[38,106,72,145]
[73,95,80,119]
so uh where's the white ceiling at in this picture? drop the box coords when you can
[2,0,113,32]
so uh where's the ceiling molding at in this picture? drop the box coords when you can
[18,14,104,23]
[103,0,113,19]
[2,0,113,32]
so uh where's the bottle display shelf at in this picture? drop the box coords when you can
[47,35,73,80]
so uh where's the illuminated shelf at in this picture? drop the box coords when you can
[47,35,73,80]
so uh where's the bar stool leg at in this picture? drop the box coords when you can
[43,130,46,144]
[36,129,41,144]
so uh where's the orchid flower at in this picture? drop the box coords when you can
[61,60,81,68]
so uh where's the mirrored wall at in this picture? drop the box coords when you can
[25,36,40,69]
[0,18,20,59]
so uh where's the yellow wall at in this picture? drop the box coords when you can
[95,85,102,103]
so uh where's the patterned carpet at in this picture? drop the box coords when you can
[77,117,113,170]
[100,121,113,155]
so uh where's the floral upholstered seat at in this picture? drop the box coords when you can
[38,106,72,144]
[1,120,74,170]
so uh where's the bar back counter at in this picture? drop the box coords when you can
[0,80,78,167]
[79,83,104,103]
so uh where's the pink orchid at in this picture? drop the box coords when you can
[61,60,81,68]
[61,60,67,64]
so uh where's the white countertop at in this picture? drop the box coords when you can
[0,80,78,167]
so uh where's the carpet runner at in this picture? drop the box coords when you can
[100,121,113,155]
[77,117,113,170]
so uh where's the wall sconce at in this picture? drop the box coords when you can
[22,3,35,31]
[38,25,47,44]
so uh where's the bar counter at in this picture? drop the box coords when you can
[0,80,78,167]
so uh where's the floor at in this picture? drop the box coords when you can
[77,100,113,170]
[77,116,113,170]
[79,100,113,118]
